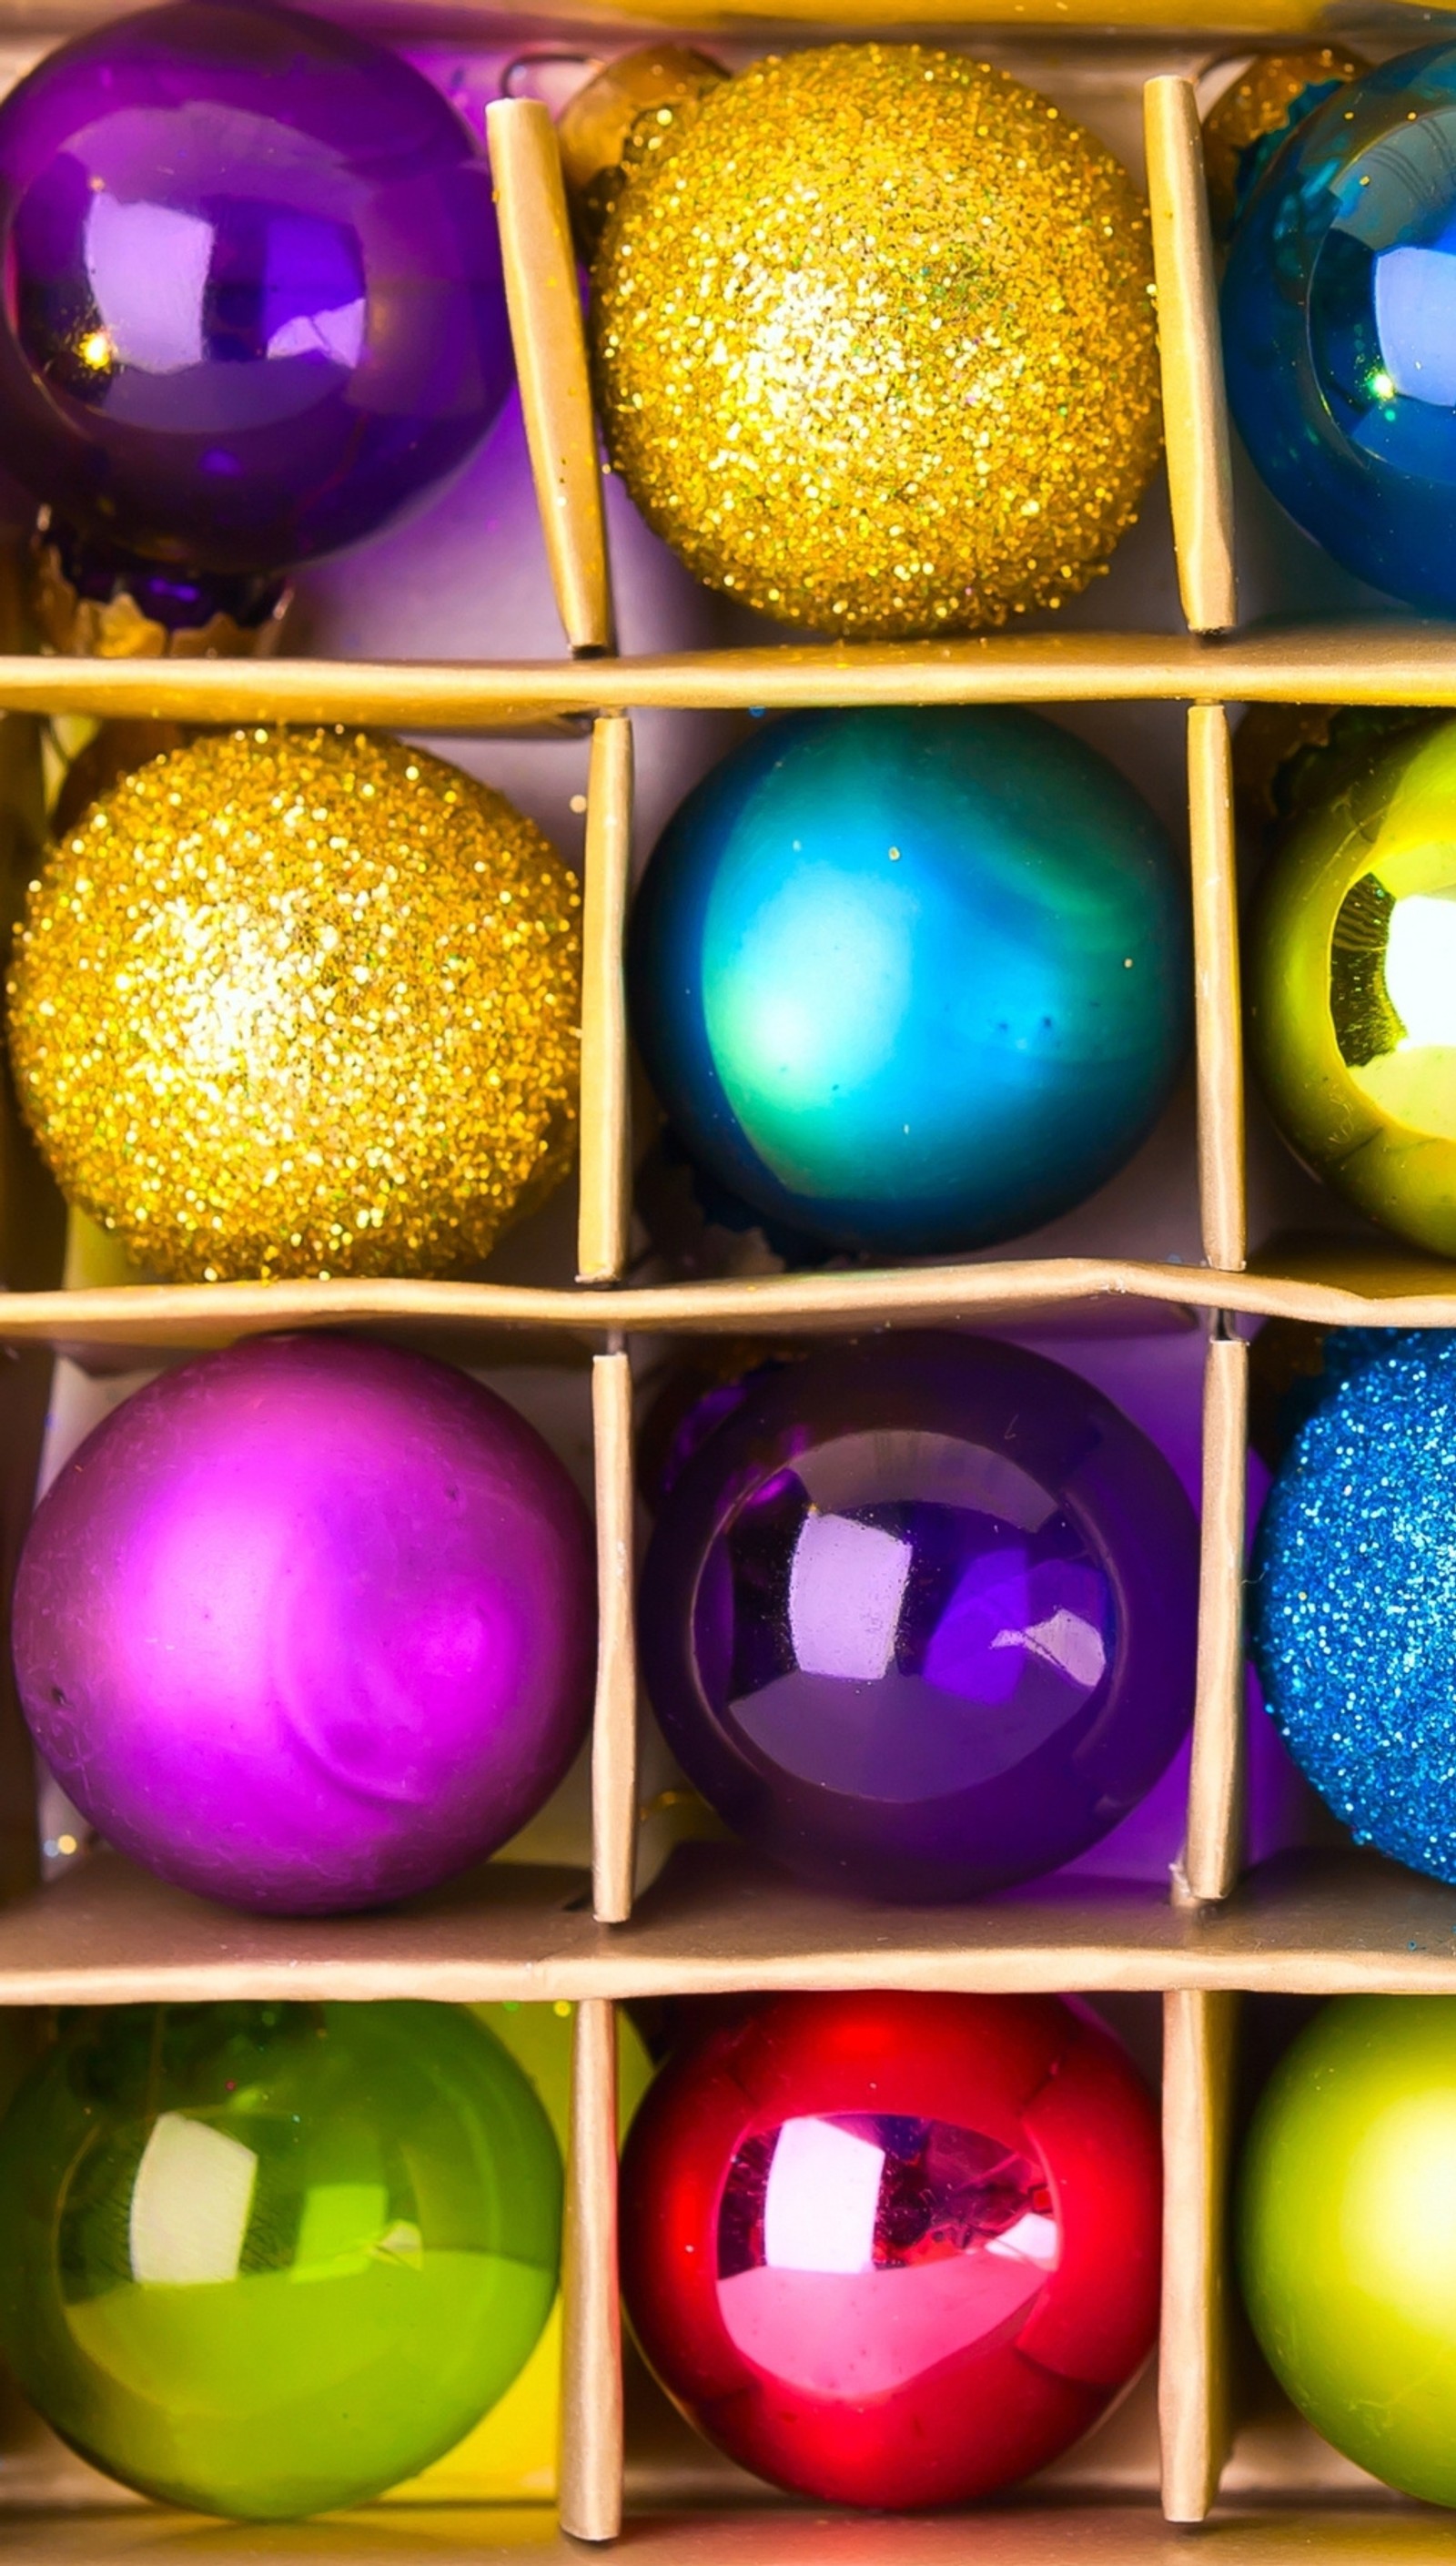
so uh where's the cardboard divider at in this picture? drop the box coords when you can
[1159,1988,1238,2521]
[560,1995,624,2542]
[578,717,635,1285]
[0,1350,49,1904]
[591,1350,639,1925]
[485,98,615,658]
[18,624,1456,723]
[1188,705,1246,1274]
[18,1253,1456,1364]
[1182,1331,1249,1905]
[1145,78,1237,636]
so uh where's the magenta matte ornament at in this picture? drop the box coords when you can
[12,1336,594,1914]
[0,0,513,579]
[639,1333,1200,1902]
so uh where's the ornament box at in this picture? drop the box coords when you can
[0,1,1455,2561]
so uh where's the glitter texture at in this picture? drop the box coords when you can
[6,727,581,1282]
[590,44,1162,641]
[1251,1331,1456,1884]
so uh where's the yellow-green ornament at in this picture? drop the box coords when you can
[1249,714,1456,1256]
[5,727,581,1282]
[586,43,1162,641]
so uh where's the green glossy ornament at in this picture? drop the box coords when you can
[0,2001,561,2520]
[1249,716,1456,1256]
[1239,1994,1456,2503]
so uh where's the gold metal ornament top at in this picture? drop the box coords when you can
[1249,716,1456,1259]
[556,45,727,259]
[1201,48,1367,241]
[588,43,1162,643]
[5,726,582,1283]
[29,529,289,661]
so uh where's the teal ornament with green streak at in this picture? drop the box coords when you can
[1239,1994,1456,2505]
[628,707,1191,1254]
[0,2001,561,2520]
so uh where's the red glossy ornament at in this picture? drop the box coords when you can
[620,1989,1160,2510]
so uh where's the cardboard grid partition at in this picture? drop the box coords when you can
[1,47,1456,2566]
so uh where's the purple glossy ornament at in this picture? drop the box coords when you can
[639,1333,1199,1902]
[12,1335,594,1914]
[0,0,513,575]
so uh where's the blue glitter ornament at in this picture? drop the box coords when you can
[1251,1330,1456,1882]
[628,707,1190,1256]
[1222,44,1456,613]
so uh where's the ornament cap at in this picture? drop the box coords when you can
[557,46,726,258]
[1203,47,1367,240]
[31,517,288,661]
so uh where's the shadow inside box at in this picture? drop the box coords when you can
[1216,1842,1456,1954]
[624,1836,1183,1948]
[627,1840,1456,1991]
[1,2501,1445,2566]
[604,2500,1456,2563]
[0,2507,568,2561]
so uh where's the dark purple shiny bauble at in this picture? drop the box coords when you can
[0,1,513,574]
[639,1334,1200,1902]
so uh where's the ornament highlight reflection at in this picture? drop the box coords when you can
[621,1989,1162,2510]
[629,706,1191,1257]
[0,0,513,574]
[1240,1994,1456,2506]
[717,2112,1058,2398]
[1223,43,1456,611]
[639,1334,1199,1901]
[0,2002,562,2520]
[1249,715,1456,1253]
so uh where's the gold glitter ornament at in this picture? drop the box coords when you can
[589,44,1161,641]
[6,728,581,1283]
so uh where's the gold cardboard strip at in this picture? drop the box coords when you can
[486,97,615,656]
[1183,1333,1249,1905]
[1146,78,1238,634]
[591,1351,639,1926]
[1159,1989,1239,2520]
[1188,705,1247,1273]
[578,717,635,1284]
[559,1996,623,2541]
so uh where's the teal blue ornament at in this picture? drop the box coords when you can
[628,707,1190,1254]
[1222,43,1456,614]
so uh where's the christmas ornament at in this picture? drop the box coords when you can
[0,0,512,637]
[620,1989,1161,2509]
[1201,48,1365,243]
[5,726,581,1282]
[0,2000,561,2519]
[1240,1993,1456,2506]
[585,43,1161,639]
[628,706,1189,1256]
[12,1334,595,1914]
[638,1332,1199,1902]
[1222,43,1456,612]
[1250,1330,1456,1884]
[1247,714,1456,1256]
